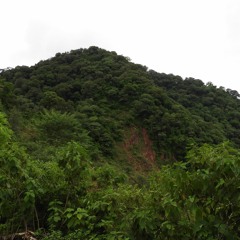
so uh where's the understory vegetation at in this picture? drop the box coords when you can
[1,46,240,239]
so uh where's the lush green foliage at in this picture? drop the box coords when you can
[1,47,240,239]
[1,46,240,160]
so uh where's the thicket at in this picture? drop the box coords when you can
[1,46,240,239]
[1,113,240,239]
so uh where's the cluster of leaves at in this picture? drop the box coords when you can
[1,110,240,239]
[33,143,240,239]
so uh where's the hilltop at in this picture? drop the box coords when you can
[1,46,240,239]
[1,46,240,163]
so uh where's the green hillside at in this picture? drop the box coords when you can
[1,46,240,239]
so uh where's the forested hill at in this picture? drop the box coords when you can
[1,46,240,239]
[0,46,240,161]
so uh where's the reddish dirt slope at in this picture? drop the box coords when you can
[122,127,157,172]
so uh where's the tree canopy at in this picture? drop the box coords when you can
[1,46,240,239]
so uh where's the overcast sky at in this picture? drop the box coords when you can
[1,0,240,91]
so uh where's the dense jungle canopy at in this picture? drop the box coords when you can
[1,46,240,239]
